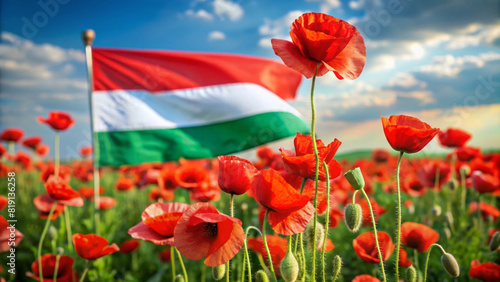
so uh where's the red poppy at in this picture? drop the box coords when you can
[22,136,42,150]
[456,146,481,162]
[353,231,395,264]
[0,196,7,211]
[470,202,500,222]
[40,165,71,183]
[15,151,31,168]
[174,202,244,266]
[248,235,288,277]
[257,146,275,167]
[280,133,342,181]
[469,260,500,282]
[115,177,135,191]
[44,176,83,207]
[399,249,412,268]
[218,155,258,195]
[358,197,386,226]
[438,128,471,148]
[128,202,189,245]
[281,172,328,214]
[0,145,5,158]
[352,275,381,282]
[401,222,439,252]
[271,12,366,80]
[38,111,74,131]
[251,169,314,235]
[317,238,335,252]
[381,115,439,154]
[79,146,92,158]
[417,161,451,189]
[33,194,65,220]
[0,128,24,142]
[328,206,343,228]
[119,239,140,253]
[159,247,172,262]
[97,196,116,210]
[174,164,208,189]
[190,179,221,202]
[472,171,500,194]
[25,254,78,282]
[78,187,105,200]
[0,220,23,251]
[159,163,179,190]
[402,176,427,197]
[72,160,93,182]
[72,233,119,260]
[372,149,391,163]
[36,144,50,157]
[148,187,174,201]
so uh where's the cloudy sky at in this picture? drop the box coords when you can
[1,0,499,159]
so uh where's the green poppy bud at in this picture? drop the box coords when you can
[280,252,299,282]
[441,252,460,277]
[332,255,342,280]
[489,231,500,251]
[344,203,363,233]
[459,165,470,175]
[344,167,365,190]
[48,225,58,241]
[446,178,459,191]
[305,221,325,249]
[255,270,270,282]
[175,274,185,282]
[431,205,442,217]
[445,211,454,227]
[56,247,64,255]
[212,264,226,280]
[405,265,417,282]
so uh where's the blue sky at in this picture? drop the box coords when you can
[1,0,499,159]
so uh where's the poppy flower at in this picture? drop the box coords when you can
[470,202,500,222]
[25,254,78,282]
[402,176,427,197]
[248,235,288,277]
[399,249,412,268]
[456,146,481,162]
[22,136,42,150]
[438,128,471,148]
[381,115,439,154]
[281,172,328,214]
[33,194,65,220]
[190,180,221,202]
[79,146,92,158]
[78,187,105,200]
[251,169,315,235]
[148,187,174,202]
[401,222,439,252]
[15,151,31,169]
[352,275,381,282]
[38,111,74,131]
[218,155,258,195]
[36,144,50,157]
[159,163,179,190]
[44,176,83,207]
[472,171,500,194]
[469,260,500,282]
[40,165,71,183]
[372,149,391,163]
[174,164,208,189]
[271,12,366,80]
[280,133,342,181]
[0,128,24,143]
[128,202,189,245]
[97,196,116,210]
[417,161,451,189]
[353,231,395,264]
[318,238,335,252]
[174,202,244,266]
[72,233,119,260]
[159,247,172,262]
[0,196,7,211]
[0,219,23,251]
[119,239,140,253]
[257,146,275,167]
[115,177,135,191]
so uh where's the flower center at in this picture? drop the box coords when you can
[202,222,218,237]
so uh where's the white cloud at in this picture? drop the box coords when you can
[258,10,305,48]
[185,9,214,21]
[305,0,341,13]
[213,0,244,21]
[446,24,500,50]
[388,73,427,89]
[419,52,500,77]
[208,31,226,40]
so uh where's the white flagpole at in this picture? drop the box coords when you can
[82,30,100,234]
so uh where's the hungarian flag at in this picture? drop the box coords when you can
[91,47,309,166]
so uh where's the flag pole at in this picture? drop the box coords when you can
[82,29,100,234]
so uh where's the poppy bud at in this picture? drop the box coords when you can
[344,167,365,190]
[445,211,454,227]
[305,221,325,249]
[56,247,64,255]
[431,205,442,217]
[255,270,270,282]
[489,231,500,251]
[212,264,226,280]
[332,255,342,280]
[48,225,58,241]
[441,252,460,277]
[443,226,451,239]
[280,252,299,282]
[459,165,470,175]
[446,178,459,191]
[175,274,185,282]
[405,265,417,282]
[344,203,363,232]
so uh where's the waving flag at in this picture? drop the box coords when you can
[91,47,309,166]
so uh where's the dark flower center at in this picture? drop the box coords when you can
[202,222,218,237]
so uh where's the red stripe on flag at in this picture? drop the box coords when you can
[92,47,302,100]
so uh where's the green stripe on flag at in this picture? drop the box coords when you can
[96,112,309,166]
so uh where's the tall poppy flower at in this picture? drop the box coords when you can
[72,233,119,260]
[280,133,342,181]
[251,169,315,235]
[401,222,439,252]
[352,275,381,282]
[438,128,471,148]
[174,202,244,266]
[353,231,395,264]
[470,202,500,222]
[148,187,174,202]
[22,136,42,150]
[381,115,439,154]
[271,12,366,80]
[472,171,500,194]
[40,165,71,183]
[44,176,83,207]
[218,155,258,195]
[469,260,500,282]
[38,111,74,131]
[417,161,451,189]
[159,163,179,190]
[119,239,140,253]
[33,194,65,220]
[248,235,287,277]
[128,202,189,245]
[0,128,24,143]
[26,254,78,282]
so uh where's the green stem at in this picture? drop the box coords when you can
[54,132,60,177]
[243,226,263,282]
[8,141,15,156]
[361,188,387,282]
[53,253,61,282]
[300,233,306,282]
[175,247,189,282]
[414,248,419,271]
[171,247,176,281]
[460,169,467,212]
[395,151,404,281]
[423,244,446,282]
[295,178,308,254]
[477,194,482,234]
[227,194,234,282]
[352,190,359,204]
[79,260,91,282]
[310,62,321,282]
[38,202,57,282]
[322,161,330,282]
[64,206,72,253]
[262,210,278,282]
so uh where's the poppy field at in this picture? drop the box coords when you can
[1,11,500,282]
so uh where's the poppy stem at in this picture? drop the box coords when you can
[321,161,330,282]
[8,141,14,156]
[395,151,404,281]
[79,260,91,282]
[296,177,308,272]
[460,169,467,213]
[38,202,57,282]
[243,226,263,282]
[413,248,419,271]
[54,132,60,177]
[477,194,482,234]
[423,244,446,282]
[64,206,73,253]
[300,233,306,282]
[360,188,387,282]
[171,247,176,281]
[53,253,61,282]
[310,61,321,282]
[352,190,359,204]
[227,194,234,282]
[262,210,278,282]
[175,247,189,282]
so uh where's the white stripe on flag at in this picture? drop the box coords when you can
[93,83,304,132]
